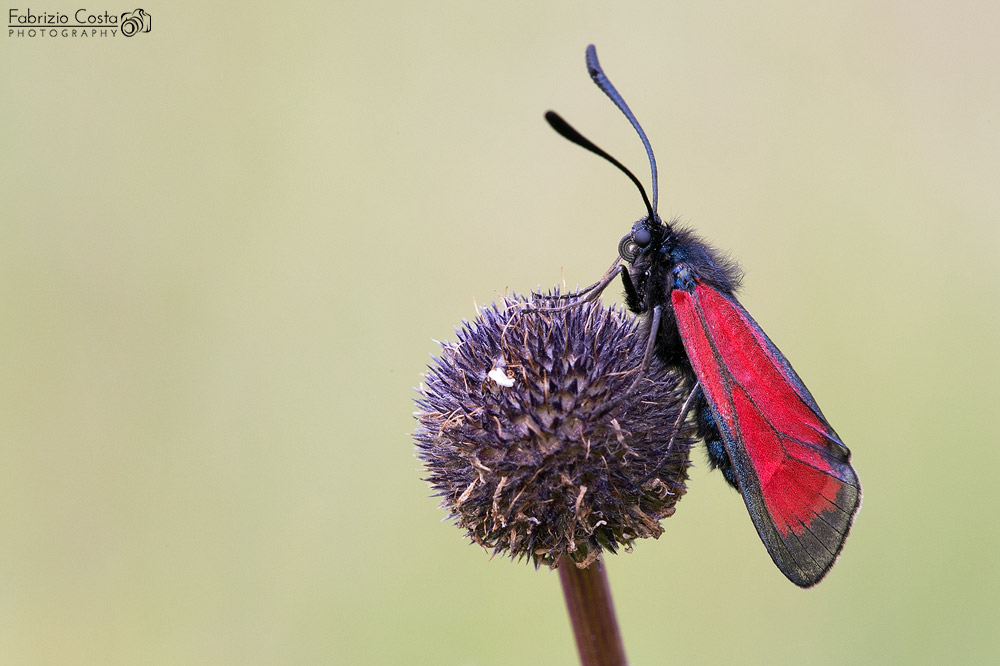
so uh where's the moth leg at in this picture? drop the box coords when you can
[522,263,622,313]
[594,304,661,418]
[630,303,661,391]
[531,257,623,302]
[638,380,700,485]
[620,266,641,312]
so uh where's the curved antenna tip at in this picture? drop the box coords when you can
[585,44,599,73]
[582,45,660,215]
[544,110,656,224]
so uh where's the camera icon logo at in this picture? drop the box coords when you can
[120,9,151,37]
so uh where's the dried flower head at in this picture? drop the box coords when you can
[414,291,694,568]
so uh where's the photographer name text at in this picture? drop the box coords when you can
[8,7,151,38]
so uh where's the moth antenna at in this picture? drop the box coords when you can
[585,44,660,217]
[545,111,656,225]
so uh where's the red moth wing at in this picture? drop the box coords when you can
[672,281,861,587]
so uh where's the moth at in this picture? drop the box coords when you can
[538,45,861,587]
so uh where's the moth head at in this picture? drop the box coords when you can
[618,217,666,264]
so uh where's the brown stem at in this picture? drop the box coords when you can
[557,555,628,666]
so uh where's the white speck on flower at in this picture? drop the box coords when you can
[488,368,515,388]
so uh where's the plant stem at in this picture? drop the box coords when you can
[557,555,628,666]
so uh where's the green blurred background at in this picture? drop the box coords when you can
[3,1,998,664]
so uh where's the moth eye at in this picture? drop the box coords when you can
[633,228,652,246]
